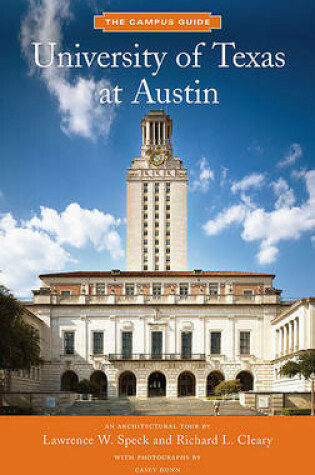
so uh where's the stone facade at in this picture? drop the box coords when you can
[272,298,315,391]
[126,110,187,271]
[17,111,315,399]
[26,270,287,398]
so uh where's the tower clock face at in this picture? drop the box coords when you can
[149,149,165,166]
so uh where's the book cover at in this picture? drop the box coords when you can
[0,1,314,474]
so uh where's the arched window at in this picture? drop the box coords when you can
[148,372,166,397]
[61,371,79,391]
[206,371,225,396]
[90,371,107,397]
[178,372,196,397]
[119,371,136,397]
[237,371,254,391]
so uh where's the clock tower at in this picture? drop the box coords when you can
[126,110,188,271]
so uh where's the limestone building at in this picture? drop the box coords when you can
[24,111,314,399]
[127,111,187,271]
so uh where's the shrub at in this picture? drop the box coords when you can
[75,379,98,394]
[279,361,300,378]
[214,379,242,396]
[281,408,311,416]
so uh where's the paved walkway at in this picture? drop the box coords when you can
[56,397,261,416]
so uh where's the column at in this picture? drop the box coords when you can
[290,321,294,352]
[158,122,161,144]
[142,125,145,145]
[295,318,299,350]
[275,329,280,358]
[285,324,289,354]
[288,322,293,353]
[280,327,284,355]
[163,122,166,145]
[146,121,150,144]
[152,121,155,145]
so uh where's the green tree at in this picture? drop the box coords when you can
[214,379,242,396]
[280,351,315,380]
[0,286,41,396]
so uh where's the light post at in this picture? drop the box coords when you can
[311,373,315,416]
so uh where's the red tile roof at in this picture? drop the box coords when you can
[39,270,275,278]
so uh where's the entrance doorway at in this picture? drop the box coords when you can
[237,371,254,391]
[61,371,79,391]
[148,372,166,397]
[206,371,224,396]
[178,372,196,397]
[119,371,136,397]
[90,371,107,397]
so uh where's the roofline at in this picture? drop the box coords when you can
[21,305,43,323]
[271,297,315,324]
[39,270,276,279]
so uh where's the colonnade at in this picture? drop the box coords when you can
[276,318,299,356]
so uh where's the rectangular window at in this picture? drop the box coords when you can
[122,332,132,358]
[243,290,254,297]
[95,283,106,295]
[180,284,189,296]
[151,331,163,358]
[143,205,148,210]
[166,265,170,270]
[144,183,148,191]
[155,265,159,271]
[155,195,159,202]
[64,332,75,355]
[166,195,170,201]
[166,204,170,210]
[240,331,251,355]
[166,183,170,192]
[125,284,135,296]
[210,332,221,355]
[181,332,192,359]
[144,265,148,270]
[143,195,148,201]
[93,332,104,355]
[209,283,219,295]
[155,183,159,191]
[153,284,162,296]
[60,290,71,297]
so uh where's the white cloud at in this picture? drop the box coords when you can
[257,243,279,265]
[277,143,302,168]
[27,203,124,258]
[191,157,214,192]
[272,177,295,209]
[203,204,247,235]
[20,0,115,141]
[231,173,265,194]
[0,203,124,296]
[203,170,315,264]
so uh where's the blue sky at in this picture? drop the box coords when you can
[0,0,314,297]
